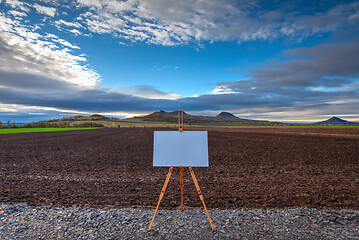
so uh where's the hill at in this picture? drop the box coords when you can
[48,114,110,122]
[312,117,359,126]
[215,112,241,121]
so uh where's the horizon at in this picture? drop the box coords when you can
[1,110,357,125]
[1,0,359,122]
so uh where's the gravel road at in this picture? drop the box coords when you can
[1,203,358,239]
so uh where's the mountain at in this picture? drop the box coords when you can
[312,117,359,126]
[134,110,289,126]
[215,112,240,121]
[137,110,217,123]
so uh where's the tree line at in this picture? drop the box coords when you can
[0,121,104,128]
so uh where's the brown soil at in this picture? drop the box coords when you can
[0,127,358,210]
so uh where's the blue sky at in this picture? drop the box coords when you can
[0,0,359,123]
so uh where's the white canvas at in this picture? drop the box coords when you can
[153,131,209,167]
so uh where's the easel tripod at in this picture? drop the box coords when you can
[148,110,214,231]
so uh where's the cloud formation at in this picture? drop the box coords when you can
[0,73,209,113]
[1,40,358,121]
[215,42,359,92]
[33,3,56,17]
[0,13,99,87]
[70,0,359,46]
[4,0,357,46]
[1,0,359,122]
[210,41,359,121]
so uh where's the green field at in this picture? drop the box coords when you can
[228,125,359,129]
[0,128,102,134]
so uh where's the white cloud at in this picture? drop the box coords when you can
[68,29,82,35]
[52,38,80,49]
[13,26,41,41]
[53,19,83,28]
[0,13,99,87]
[0,14,15,31]
[122,85,181,100]
[33,3,56,17]
[4,0,23,8]
[36,0,61,5]
[77,0,102,9]
[8,10,28,17]
[0,104,18,112]
[4,0,30,12]
[211,85,237,95]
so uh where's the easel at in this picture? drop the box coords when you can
[148,110,214,231]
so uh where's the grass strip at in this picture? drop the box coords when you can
[0,127,102,134]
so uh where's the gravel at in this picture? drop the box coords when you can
[0,203,358,239]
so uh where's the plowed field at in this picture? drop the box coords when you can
[1,127,358,209]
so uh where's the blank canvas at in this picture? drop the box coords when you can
[153,131,208,167]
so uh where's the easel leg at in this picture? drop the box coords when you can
[180,166,184,211]
[149,166,173,231]
[189,166,214,230]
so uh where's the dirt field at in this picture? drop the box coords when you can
[0,127,358,210]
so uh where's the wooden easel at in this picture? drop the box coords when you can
[148,110,214,231]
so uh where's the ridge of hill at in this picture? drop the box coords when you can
[134,110,289,126]
[312,117,359,126]
[48,114,110,122]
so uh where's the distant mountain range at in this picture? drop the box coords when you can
[312,116,359,126]
[134,110,289,126]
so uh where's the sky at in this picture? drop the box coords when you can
[0,0,359,123]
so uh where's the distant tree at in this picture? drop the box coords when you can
[74,122,104,127]
[7,121,10,126]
